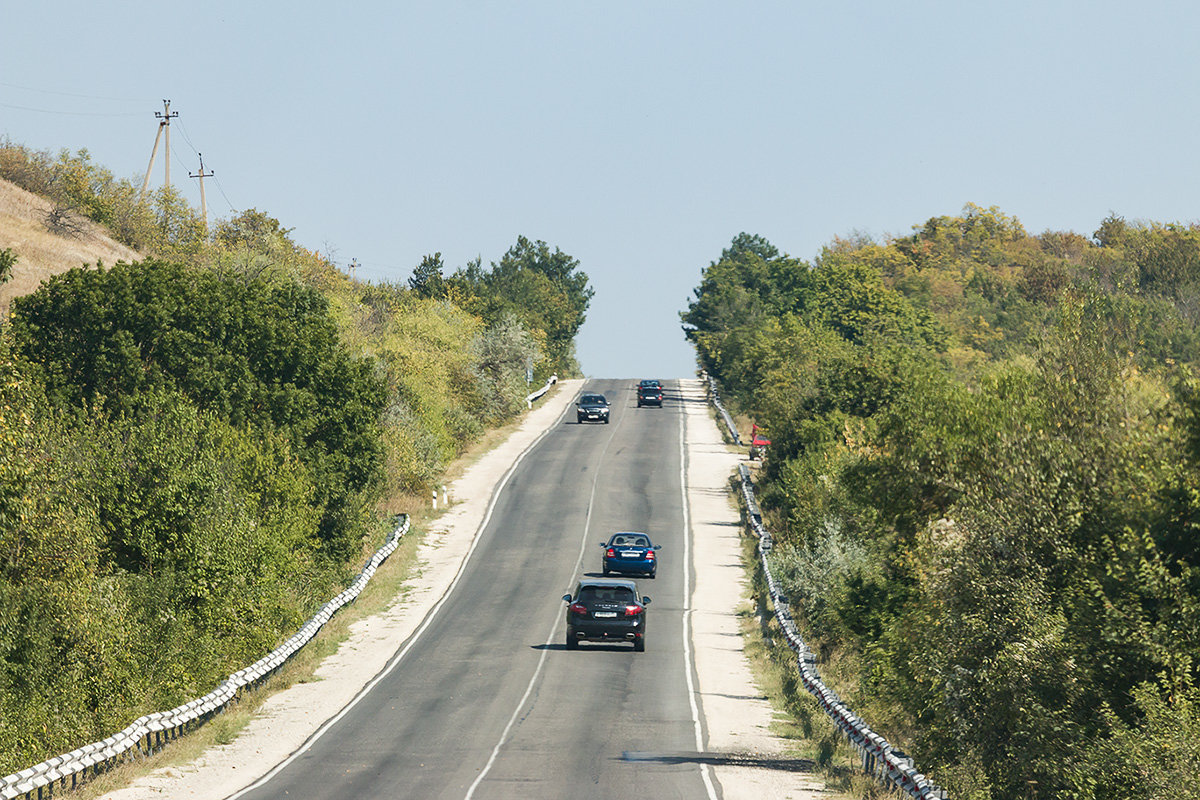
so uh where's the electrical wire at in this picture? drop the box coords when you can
[210,174,238,214]
[0,100,142,117]
[172,118,237,213]
[173,118,202,157]
[0,80,153,103]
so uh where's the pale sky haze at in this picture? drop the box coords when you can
[3,2,1197,378]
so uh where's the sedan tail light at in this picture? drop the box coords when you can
[645,550,655,560]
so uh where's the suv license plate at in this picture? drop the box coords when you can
[594,611,617,618]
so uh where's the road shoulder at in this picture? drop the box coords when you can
[683,378,827,800]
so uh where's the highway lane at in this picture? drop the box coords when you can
[231,378,710,800]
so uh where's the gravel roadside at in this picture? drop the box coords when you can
[683,379,827,800]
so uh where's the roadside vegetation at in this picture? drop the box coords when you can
[687,208,1200,800]
[0,140,591,774]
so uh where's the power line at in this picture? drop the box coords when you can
[0,80,153,103]
[0,100,142,117]
[174,118,202,157]
[210,174,238,214]
[173,118,237,214]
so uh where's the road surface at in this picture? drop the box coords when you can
[232,379,714,799]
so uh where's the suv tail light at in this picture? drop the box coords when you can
[624,604,644,616]
[569,603,588,615]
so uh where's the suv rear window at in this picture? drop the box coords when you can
[578,585,636,604]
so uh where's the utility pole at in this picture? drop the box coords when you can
[189,153,214,231]
[349,258,359,281]
[141,99,178,198]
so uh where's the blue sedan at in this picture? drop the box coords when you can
[600,532,660,578]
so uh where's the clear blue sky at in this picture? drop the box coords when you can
[3,2,1197,378]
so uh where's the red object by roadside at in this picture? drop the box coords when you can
[749,424,771,460]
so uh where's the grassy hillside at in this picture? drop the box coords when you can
[0,176,140,315]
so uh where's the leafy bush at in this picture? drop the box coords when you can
[9,260,386,559]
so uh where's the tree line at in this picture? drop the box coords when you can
[0,141,592,772]
[685,207,1200,800]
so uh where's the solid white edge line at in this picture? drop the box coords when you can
[463,386,624,799]
[680,385,720,800]
[225,399,573,800]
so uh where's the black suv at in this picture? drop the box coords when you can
[636,380,663,408]
[576,393,610,423]
[562,578,651,651]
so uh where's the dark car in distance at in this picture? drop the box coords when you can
[576,393,610,424]
[601,532,660,578]
[563,578,651,651]
[636,380,663,407]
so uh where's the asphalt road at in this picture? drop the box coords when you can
[230,379,713,800]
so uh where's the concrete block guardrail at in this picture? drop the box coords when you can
[704,375,946,800]
[0,514,411,800]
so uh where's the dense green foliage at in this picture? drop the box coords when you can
[0,341,334,769]
[687,207,1200,799]
[444,236,594,376]
[10,260,386,560]
[0,142,590,774]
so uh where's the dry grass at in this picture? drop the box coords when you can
[0,177,141,316]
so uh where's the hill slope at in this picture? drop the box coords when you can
[0,177,140,315]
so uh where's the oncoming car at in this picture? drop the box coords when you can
[576,393,610,424]
[562,578,651,651]
[600,532,660,578]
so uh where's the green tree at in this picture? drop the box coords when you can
[447,237,591,376]
[9,260,386,558]
[409,253,448,299]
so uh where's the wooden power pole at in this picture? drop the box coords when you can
[189,153,214,231]
[141,99,178,198]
